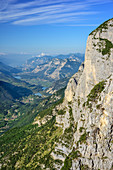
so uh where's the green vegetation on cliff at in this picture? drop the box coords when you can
[100,38,113,56]
[87,80,105,102]
[89,18,113,36]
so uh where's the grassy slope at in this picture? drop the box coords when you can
[0,88,65,169]
[0,117,62,169]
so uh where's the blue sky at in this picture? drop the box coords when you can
[0,0,113,55]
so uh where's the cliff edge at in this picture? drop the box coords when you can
[51,18,113,170]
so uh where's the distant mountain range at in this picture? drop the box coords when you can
[23,58,81,80]
[25,53,84,68]
[0,53,84,66]
[18,54,83,88]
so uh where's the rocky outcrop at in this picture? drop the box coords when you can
[51,18,113,170]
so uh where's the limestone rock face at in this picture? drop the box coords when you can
[75,18,113,99]
[65,62,84,102]
[52,18,113,170]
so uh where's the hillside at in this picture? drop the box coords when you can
[0,18,113,170]
[0,62,42,93]
[0,62,43,130]
[0,80,32,112]
[46,77,69,94]
[0,62,20,74]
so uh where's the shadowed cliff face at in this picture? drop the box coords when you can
[51,18,113,170]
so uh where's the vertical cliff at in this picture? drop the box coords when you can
[51,18,113,170]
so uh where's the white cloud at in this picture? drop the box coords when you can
[0,0,112,25]
[12,11,98,25]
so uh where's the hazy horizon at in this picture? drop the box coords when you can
[0,52,84,66]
